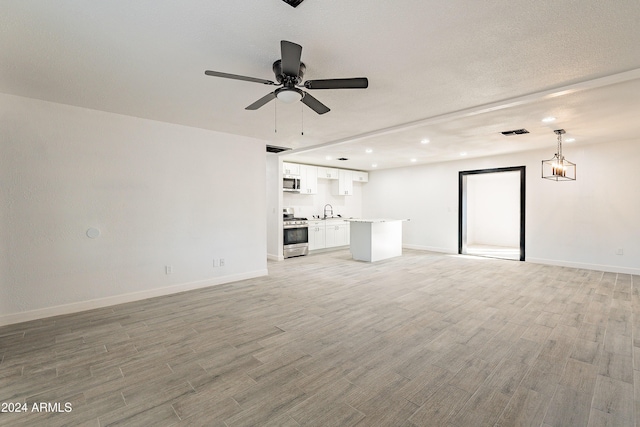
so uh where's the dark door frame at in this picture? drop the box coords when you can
[458,166,526,261]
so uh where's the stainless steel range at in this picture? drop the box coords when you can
[283,208,309,258]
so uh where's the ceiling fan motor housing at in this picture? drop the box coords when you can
[272,59,306,86]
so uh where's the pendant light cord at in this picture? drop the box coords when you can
[557,132,563,162]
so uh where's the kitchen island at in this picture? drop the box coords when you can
[345,219,408,262]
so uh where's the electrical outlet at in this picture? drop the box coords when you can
[616,248,624,255]
[219,258,225,267]
[165,265,172,274]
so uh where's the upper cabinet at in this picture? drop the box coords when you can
[352,171,369,183]
[283,162,367,196]
[299,164,318,195]
[282,162,300,176]
[317,167,339,180]
[332,169,354,196]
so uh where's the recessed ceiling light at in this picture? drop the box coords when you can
[325,156,332,160]
[371,163,378,168]
[460,152,467,156]
[365,148,373,153]
[542,116,556,123]
[410,158,417,162]
[565,137,576,143]
[421,139,430,144]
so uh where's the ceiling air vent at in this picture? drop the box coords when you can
[501,129,530,136]
[281,0,305,7]
[266,145,291,153]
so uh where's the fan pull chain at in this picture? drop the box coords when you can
[301,102,304,136]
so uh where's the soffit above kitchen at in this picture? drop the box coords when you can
[2,1,640,170]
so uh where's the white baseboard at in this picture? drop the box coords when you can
[526,258,640,275]
[267,253,284,261]
[403,244,457,254]
[404,245,639,275]
[0,269,268,327]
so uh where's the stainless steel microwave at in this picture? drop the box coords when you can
[283,176,300,192]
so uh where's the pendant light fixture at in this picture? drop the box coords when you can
[542,129,576,181]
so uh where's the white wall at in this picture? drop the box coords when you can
[266,155,283,260]
[363,139,640,274]
[0,93,268,325]
[466,171,520,247]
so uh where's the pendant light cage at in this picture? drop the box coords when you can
[542,129,576,181]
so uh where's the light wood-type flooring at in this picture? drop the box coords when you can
[0,249,638,426]
[464,244,520,261]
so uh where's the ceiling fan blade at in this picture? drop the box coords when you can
[245,92,277,110]
[281,40,302,76]
[301,92,330,115]
[304,77,369,90]
[205,70,275,85]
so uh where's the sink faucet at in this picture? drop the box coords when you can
[323,204,333,219]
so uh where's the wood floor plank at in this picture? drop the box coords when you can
[543,385,592,426]
[590,374,634,423]
[406,384,470,426]
[495,385,552,427]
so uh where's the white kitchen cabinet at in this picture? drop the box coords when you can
[282,162,300,176]
[308,220,349,251]
[308,221,325,250]
[352,171,369,182]
[325,221,350,248]
[317,167,339,179]
[298,164,318,195]
[331,169,354,196]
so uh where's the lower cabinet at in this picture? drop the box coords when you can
[325,223,350,247]
[308,221,326,251]
[309,221,350,251]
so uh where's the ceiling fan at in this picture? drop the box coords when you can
[204,40,368,115]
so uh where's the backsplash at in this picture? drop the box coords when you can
[283,179,363,219]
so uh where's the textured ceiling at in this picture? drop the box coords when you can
[2,0,640,170]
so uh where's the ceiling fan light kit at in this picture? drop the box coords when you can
[205,40,368,115]
[275,87,303,104]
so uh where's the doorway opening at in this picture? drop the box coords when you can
[458,166,525,261]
